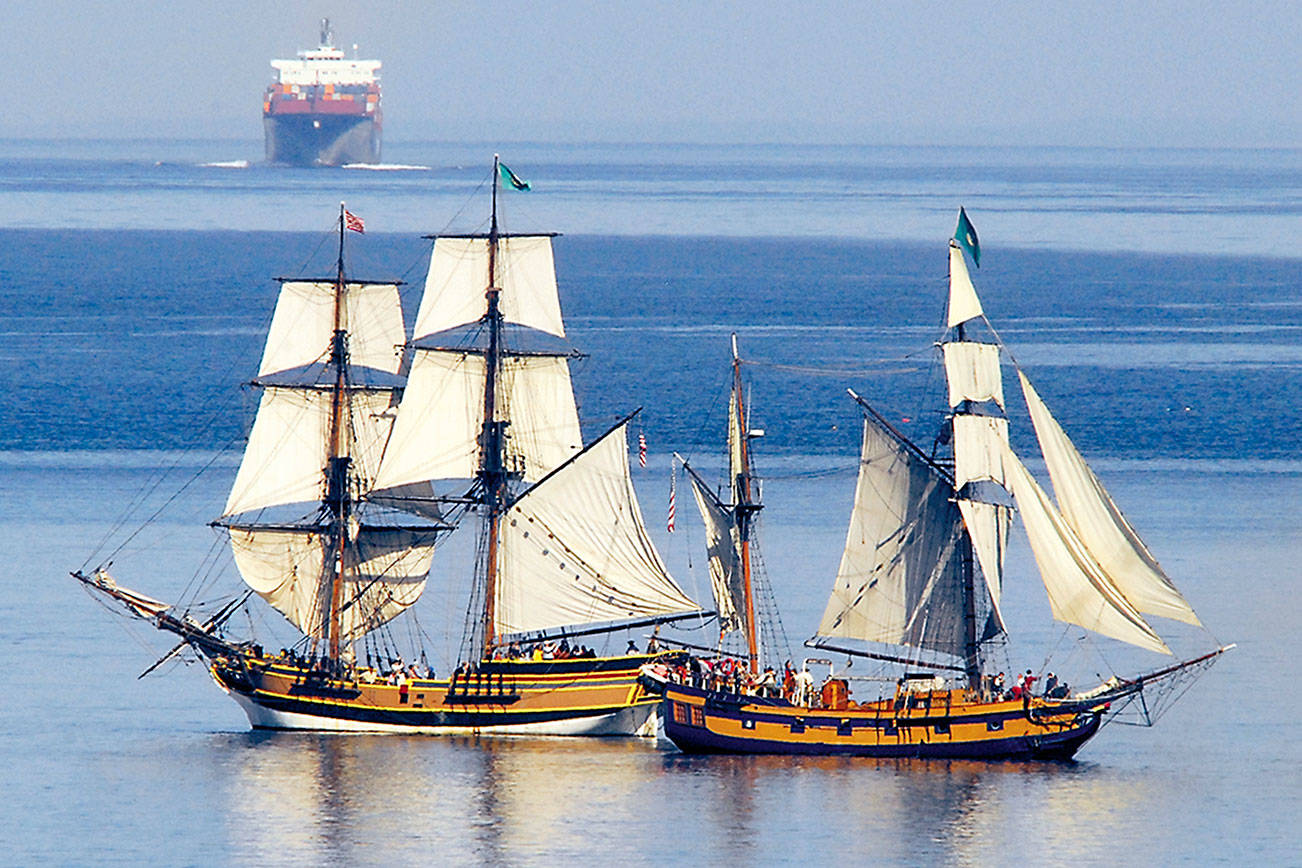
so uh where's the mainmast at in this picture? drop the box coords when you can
[325,202,353,661]
[730,335,762,676]
[478,156,510,658]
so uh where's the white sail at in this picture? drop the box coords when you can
[258,281,404,378]
[947,242,984,328]
[413,236,565,340]
[953,414,1010,493]
[943,342,1005,408]
[688,473,745,634]
[957,499,1009,630]
[816,417,974,657]
[1019,373,1201,625]
[224,388,395,517]
[1002,448,1171,655]
[229,525,436,643]
[373,350,581,489]
[497,424,700,637]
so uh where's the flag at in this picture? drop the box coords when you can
[498,162,531,191]
[345,210,365,234]
[638,432,647,468]
[954,207,979,266]
[667,466,677,533]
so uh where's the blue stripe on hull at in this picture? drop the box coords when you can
[664,717,1099,760]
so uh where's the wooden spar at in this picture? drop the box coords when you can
[479,156,506,658]
[731,335,761,676]
[804,638,968,674]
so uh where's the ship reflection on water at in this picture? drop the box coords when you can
[216,733,1162,865]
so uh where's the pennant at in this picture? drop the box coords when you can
[498,162,531,191]
[954,207,979,267]
[344,210,365,234]
[638,431,647,468]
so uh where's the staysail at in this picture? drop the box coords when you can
[497,423,701,637]
[1019,373,1201,626]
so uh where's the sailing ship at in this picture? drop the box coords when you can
[662,213,1231,759]
[75,160,704,735]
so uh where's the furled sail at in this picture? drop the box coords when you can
[1019,373,1201,625]
[373,350,581,488]
[413,236,566,339]
[815,415,981,657]
[497,423,700,637]
[1001,448,1171,654]
[228,525,437,643]
[687,470,745,634]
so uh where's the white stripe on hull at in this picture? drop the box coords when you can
[227,691,660,737]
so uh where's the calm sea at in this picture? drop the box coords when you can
[2,141,1299,865]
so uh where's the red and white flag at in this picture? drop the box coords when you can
[344,210,365,234]
[667,465,677,533]
[637,431,647,468]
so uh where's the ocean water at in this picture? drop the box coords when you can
[2,141,1300,865]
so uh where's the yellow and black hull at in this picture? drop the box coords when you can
[662,683,1106,760]
[210,654,668,736]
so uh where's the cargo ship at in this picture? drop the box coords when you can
[263,20,381,166]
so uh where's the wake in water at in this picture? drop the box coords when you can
[198,160,251,169]
[342,162,431,171]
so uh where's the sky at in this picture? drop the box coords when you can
[6,1,1299,147]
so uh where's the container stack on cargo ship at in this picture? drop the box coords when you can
[263,20,381,167]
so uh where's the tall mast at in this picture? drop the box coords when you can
[478,157,508,658]
[731,335,761,676]
[325,202,353,660]
[952,320,983,689]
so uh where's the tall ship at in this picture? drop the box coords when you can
[74,161,705,734]
[661,211,1231,759]
[263,20,382,167]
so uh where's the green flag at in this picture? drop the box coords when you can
[498,162,531,191]
[954,207,980,267]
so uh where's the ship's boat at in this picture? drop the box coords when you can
[75,160,704,735]
[264,19,382,167]
[661,211,1232,759]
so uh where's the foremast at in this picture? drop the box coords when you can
[325,203,354,660]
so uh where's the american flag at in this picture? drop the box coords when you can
[344,209,365,234]
[637,431,647,468]
[667,465,676,533]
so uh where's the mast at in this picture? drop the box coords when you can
[325,202,352,661]
[731,335,761,676]
[478,156,509,658]
[952,319,984,690]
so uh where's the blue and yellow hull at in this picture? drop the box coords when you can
[210,654,667,736]
[662,683,1105,760]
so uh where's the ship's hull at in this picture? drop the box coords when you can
[210,654,663,737]
[662,683,1105,760]
[263,115,380,167]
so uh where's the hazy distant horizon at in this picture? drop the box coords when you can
[7,2,1298,149]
